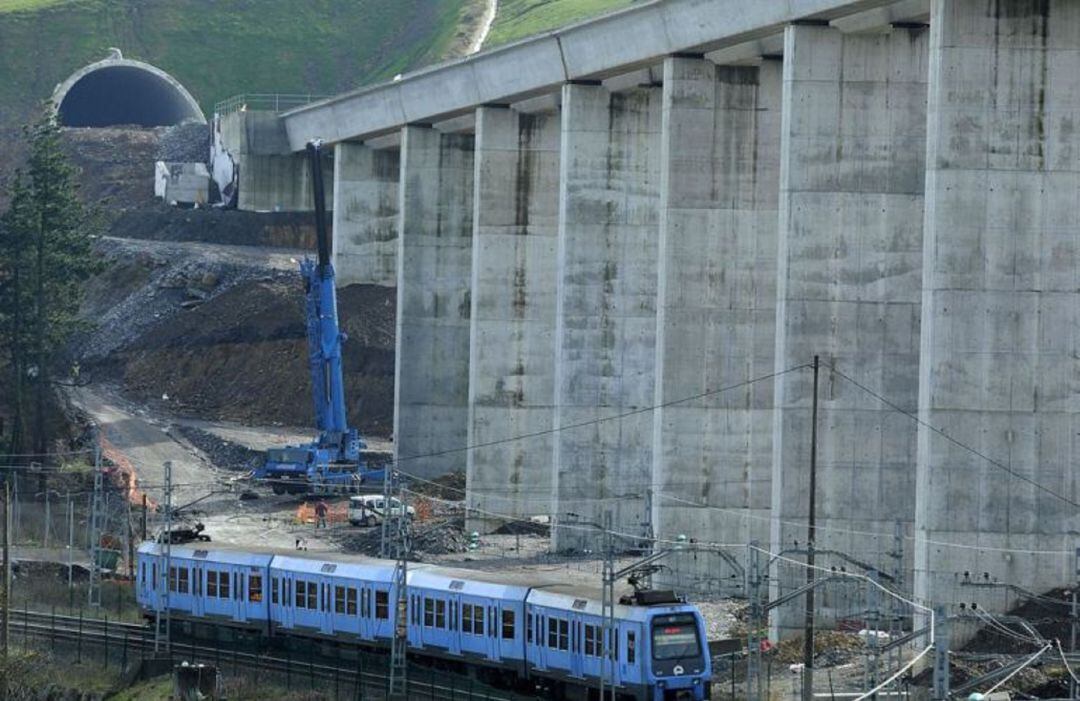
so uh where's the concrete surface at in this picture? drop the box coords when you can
[652,57,782,595]
[914,0,1080,617]
[466,106,561,531]
[332,142,399,287]
[770,24,928,633]
[551,83,662,552]
[394,126,475,479]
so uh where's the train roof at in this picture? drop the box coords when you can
[137,542,686,613]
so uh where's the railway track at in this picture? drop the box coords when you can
[7,609,532,700]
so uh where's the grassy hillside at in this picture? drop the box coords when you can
[484,0,639,48]
[0,0,480,126]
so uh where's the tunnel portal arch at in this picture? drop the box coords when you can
[53,57,206,128]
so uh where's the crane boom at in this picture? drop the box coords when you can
[253,140,380,495]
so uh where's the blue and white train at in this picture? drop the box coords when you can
[137,543,711,701]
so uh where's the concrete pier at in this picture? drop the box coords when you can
[652,57,782,593]
[466,107,561,529]
[915,0,1080,612]
[394,126,475,479]
[552,83,662,551]
[770,25,929,626]
[332,142,399,287]
[215,0,1080,628]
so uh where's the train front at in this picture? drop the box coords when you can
[646,608,711,700]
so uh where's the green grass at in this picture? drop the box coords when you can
[0,0,475,127]
[0,0,70,12]
[484,0,640,47]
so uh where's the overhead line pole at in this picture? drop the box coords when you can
[802,355,820,701]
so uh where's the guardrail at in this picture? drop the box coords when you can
[214,94,329,117]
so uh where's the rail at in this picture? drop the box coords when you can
[9,608,531,701]
[214,93,329,117]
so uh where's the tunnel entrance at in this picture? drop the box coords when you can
[54,57,205,128]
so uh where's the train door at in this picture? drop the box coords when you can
[408,589,424,648]
[234,569,246,623]
[530,609,547,672]
[280,573,295,629]
[445,594,461,655]
[357,583,372,641]
[191,565,204,617]
[568,613,584,679]
[319,577,333,635]
[486,602,499,662]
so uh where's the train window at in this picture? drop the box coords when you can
[463,603,481,634]
[489,607,495,637]
[194,568,202,596]
[376,590,389,620]
[627,631,636,664]
[423,598,434,627]
[140,563,145,586]
[502,610,514,640]
[436,600,447,628]
[527,612,533,643]
[335,586,346,614]
[547,618,557,648]
[651,615,700,660]
[308,582,318,610]
[558,619,569,651]
[219,571,230,599]
[152,563,158,588]
[207,570,218,597]
[347,587,357,616]
[584,624,597,656]
[249,574,262,603]
[272,578,279,605]
[296,580,307,609]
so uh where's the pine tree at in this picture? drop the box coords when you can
[0,104,101,460]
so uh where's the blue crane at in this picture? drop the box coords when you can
[254,140,383,494]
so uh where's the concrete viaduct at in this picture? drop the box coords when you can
[219,0,1080,625]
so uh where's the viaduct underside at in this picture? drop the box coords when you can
[221,0,1080,633]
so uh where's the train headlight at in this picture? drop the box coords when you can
[693,678,700,685]
[658,680,667,688]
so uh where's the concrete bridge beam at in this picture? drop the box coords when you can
[394,126,475,479]
[466,106,561,531]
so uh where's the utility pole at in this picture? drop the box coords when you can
[125,473,135,580]
[88,427,104,607]
[155,461,173,655]
[1,480,9,701]
[66,491,73,591]
[387,470,410,699]
[379,467,393,559]
[864,571,880,700]
[746,542,764,701]
[600,510,614,701]
[1072,548,1079,699]
[802,355,820,701]
[932,605,949,700]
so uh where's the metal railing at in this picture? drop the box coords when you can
[214,93,329,117]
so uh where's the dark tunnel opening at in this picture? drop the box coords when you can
[57,66,204,128]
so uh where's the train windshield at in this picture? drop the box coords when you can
[651,614,701,660]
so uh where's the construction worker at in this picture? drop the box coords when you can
[315,499,329,529]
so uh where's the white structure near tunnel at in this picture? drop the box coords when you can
[220,0,1080,635]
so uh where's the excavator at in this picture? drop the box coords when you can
[253,140,384,495]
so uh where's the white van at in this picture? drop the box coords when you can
[347,495,415,527]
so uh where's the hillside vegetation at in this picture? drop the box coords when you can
[0,0,482,125]
[484,0,639,47]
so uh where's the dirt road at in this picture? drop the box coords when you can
[68,384,227,506]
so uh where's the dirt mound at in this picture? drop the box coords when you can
[118,278,395,437]
[175,425,264,472]
[109,205,320,250]
[410,470,466,502]
[334,515,468,559]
